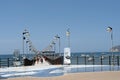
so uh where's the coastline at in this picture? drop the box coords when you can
[4,71,120,80]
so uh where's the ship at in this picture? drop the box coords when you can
[22,29,64,66]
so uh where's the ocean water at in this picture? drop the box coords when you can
[1,52,120,58]
[0,52,120,67]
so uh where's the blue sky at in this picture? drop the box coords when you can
[0,0,120,54]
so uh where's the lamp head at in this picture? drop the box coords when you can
[107,26,112,32]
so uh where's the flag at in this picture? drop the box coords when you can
[55,35,60,38]
[23,36,25,40]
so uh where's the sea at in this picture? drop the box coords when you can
[1,52,120,58]
[0,52,120,67]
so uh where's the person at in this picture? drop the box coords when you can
[41,58,43,63]
[36,56,39,64]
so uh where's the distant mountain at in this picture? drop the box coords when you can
[110,45,120,52]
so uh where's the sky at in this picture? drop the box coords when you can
[0,0,120,54]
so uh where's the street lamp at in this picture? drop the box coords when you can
[64,28,71,65]
[22,29,29,57]
[52,41,56,52]
[55,35,60,54]
[22,30,26,56]
[107,26,114,65]
[66,28,70,47]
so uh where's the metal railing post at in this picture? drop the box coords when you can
[117,56,119,66]
[101,56,103,71]
[0,58,1,68]
[7,58,9,67]
[101,56,103,65]
[77,56,79,65]
[109,56,111,65]
[93,56,95,72]
[85,56,86,65]
[93,56,94,65]
[109,56,111,71]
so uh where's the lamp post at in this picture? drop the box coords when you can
[64,28,71,65]
[22,29,29,57]
[55,35,60,54]
[22,30,26,57]
[26,40,29,56]
[52,41,56,52]
[107,27,114,66]
[66,28,70,48]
